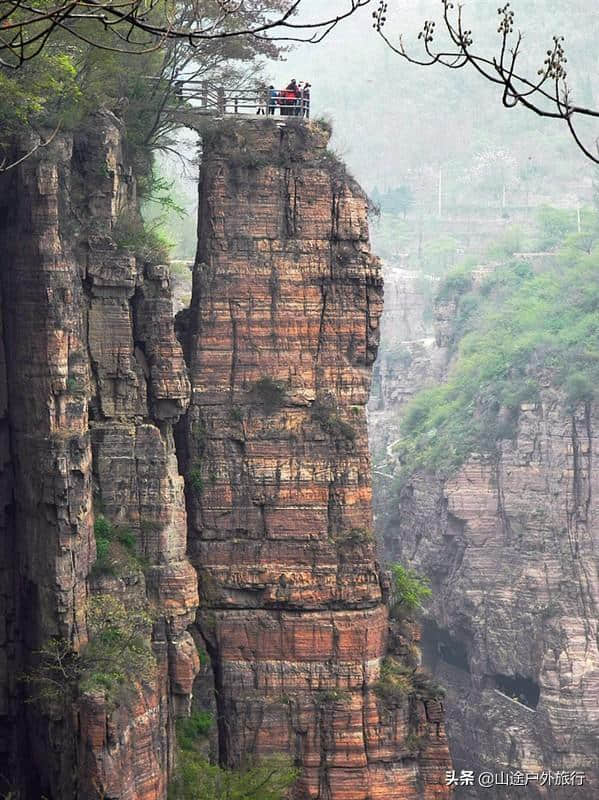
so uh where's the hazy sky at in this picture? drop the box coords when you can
[164,1,598,222]
[266,0,597,193]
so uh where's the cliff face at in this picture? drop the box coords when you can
[370,269,442,422]
[179,119,451,800]
[377,277,599,798]
[368,269,442,544]
[0,114,451,799]
[389,396,599,799]
[0,113,199,799]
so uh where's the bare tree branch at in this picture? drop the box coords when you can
[374,0,599,164]
[0,0,372,67]
[0,120,61,171]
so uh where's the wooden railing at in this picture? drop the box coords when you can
[159,79,311,117]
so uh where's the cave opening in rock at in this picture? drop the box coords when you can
[438,636,470,673]
[422,620,471,673]
[494,673,540,709]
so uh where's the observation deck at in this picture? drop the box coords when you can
[164,80,311,124]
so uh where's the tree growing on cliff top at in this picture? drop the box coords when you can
[0,1,370,68]
[0,1,292,170]
[3,0,599,171]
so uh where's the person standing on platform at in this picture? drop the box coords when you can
[268,85,278,115]
[302,82,311,118]
[283,79,298,116]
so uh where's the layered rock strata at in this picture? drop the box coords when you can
[378,272,599,798]
[0,112,453,800]
[389,391,599,799]
[0,114,198,799]
[179,118,451,800]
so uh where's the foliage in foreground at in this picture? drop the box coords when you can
[395,241,599,483]
[169,711,298,800]
[169,754,298,800]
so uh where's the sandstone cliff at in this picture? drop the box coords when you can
[376,269,599,798]
[178,118,451,800]
[0,113,451,799]
[0,113,199,800]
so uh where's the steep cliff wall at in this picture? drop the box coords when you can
[389,393,599,799]
[0,113,198,800]
[378,273,599,798]
[370,269,442,422]
[0,113,451,799]
[179,118,451,800]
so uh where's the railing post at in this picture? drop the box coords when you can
[234,96,239,114]
[218,86,225,114]
[202,80,208,109]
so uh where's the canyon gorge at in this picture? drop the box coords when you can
[370,264,599,799]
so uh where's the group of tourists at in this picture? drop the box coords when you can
[258,79,311,117]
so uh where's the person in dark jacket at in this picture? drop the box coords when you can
[268,85,278,115]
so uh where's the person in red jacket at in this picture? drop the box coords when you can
[281,79,299,116]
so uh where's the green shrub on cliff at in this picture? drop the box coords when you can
[565,371,595,408]
[252,377,286,414]
[23,595,155,708]
[313,116,333,136]
[374,657,414,703]
[113,209,172,264]
[170,679,298,798]
[168,754,298,800]
[374,657,445,707]
[169,714,298,800]
[92,515,140,576]
[435,266,472,303]
[311,396,356,443]
[79,595,155,701]
[177,710,214,746]
[395,249,599,483]
[188,462,205,495]
[389,564,432,617]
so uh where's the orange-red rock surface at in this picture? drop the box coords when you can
[180,119,451,799]
[0,113,451,799]
[0,113,198,799]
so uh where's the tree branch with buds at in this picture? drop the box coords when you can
[373,0,599,163]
